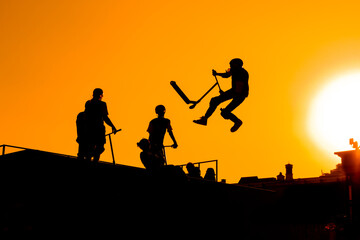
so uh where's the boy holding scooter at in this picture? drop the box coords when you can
[193,58,249,132]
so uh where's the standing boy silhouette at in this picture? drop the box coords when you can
[76,110,91,160]
[85,88,117,162]
[147,105,178,158]
[193,58,249,132]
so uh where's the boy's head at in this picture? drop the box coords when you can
[93,88,103,99]
[155,105,166,116]
[137,138,150,151]
[229,58,243,69]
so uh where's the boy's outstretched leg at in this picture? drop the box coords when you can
[193,116,208,126]
[193,92,231,126]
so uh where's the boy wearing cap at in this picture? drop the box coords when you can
[85,88,117,162]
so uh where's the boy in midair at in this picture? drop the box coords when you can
[193,58,249,132]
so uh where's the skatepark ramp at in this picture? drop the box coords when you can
[0,145,276,237]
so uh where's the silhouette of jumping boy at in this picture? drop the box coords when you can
[194,58,249,132]
[147,105,178,158]
[85,88,117,162]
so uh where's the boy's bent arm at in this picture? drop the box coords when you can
[168,130,178,148]
[213,69,231,78]
[217,72,231,78]
[104,115,116,132]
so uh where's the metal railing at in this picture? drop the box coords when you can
[1,144,76,158]
[2,144,219,181]
[177,160,218,182]
[162,145,219,181]
[2,129,121,164]
[1,144,29,156]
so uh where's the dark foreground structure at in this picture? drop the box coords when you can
[0,147,359,239]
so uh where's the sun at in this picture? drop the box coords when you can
[308,72,360,153]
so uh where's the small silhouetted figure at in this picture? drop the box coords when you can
[137,138,165,172]
[76,110,91,160]
[194,58,249,132]
[85,88,117,162]
[277,172,285,181]
[204,168,216,181]
[147,105,178,158]
[186,162,201,178]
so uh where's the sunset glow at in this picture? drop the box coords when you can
[308,73,360,153]
[2,0,360,182]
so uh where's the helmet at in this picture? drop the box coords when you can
[229,58,243,68]
[155,105,166,114]
[137,138,150,150]
[93,88,103,98]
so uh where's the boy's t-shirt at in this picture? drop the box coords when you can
[225,68,249,97]
[85,99,109,126]
[84,99,108,144]
[147,118,172,147]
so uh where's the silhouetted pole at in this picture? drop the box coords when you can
[163,145,173,165]
[109,135,115,165]
[163,145,178,165]
[106,129,122,165]
[216,160,218,182]
[213,75,223,93]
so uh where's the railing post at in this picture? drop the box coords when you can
[2,145,5,156]
[108,135,115,165]
[216,160,218,182]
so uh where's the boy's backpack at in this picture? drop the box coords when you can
[76,111,88,143]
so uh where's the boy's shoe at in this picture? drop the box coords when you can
[193,117,207,126]
[230,119,243,132]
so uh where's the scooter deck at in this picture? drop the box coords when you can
[170,81,195,104]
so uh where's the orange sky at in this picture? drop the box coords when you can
[2,0,360,182]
